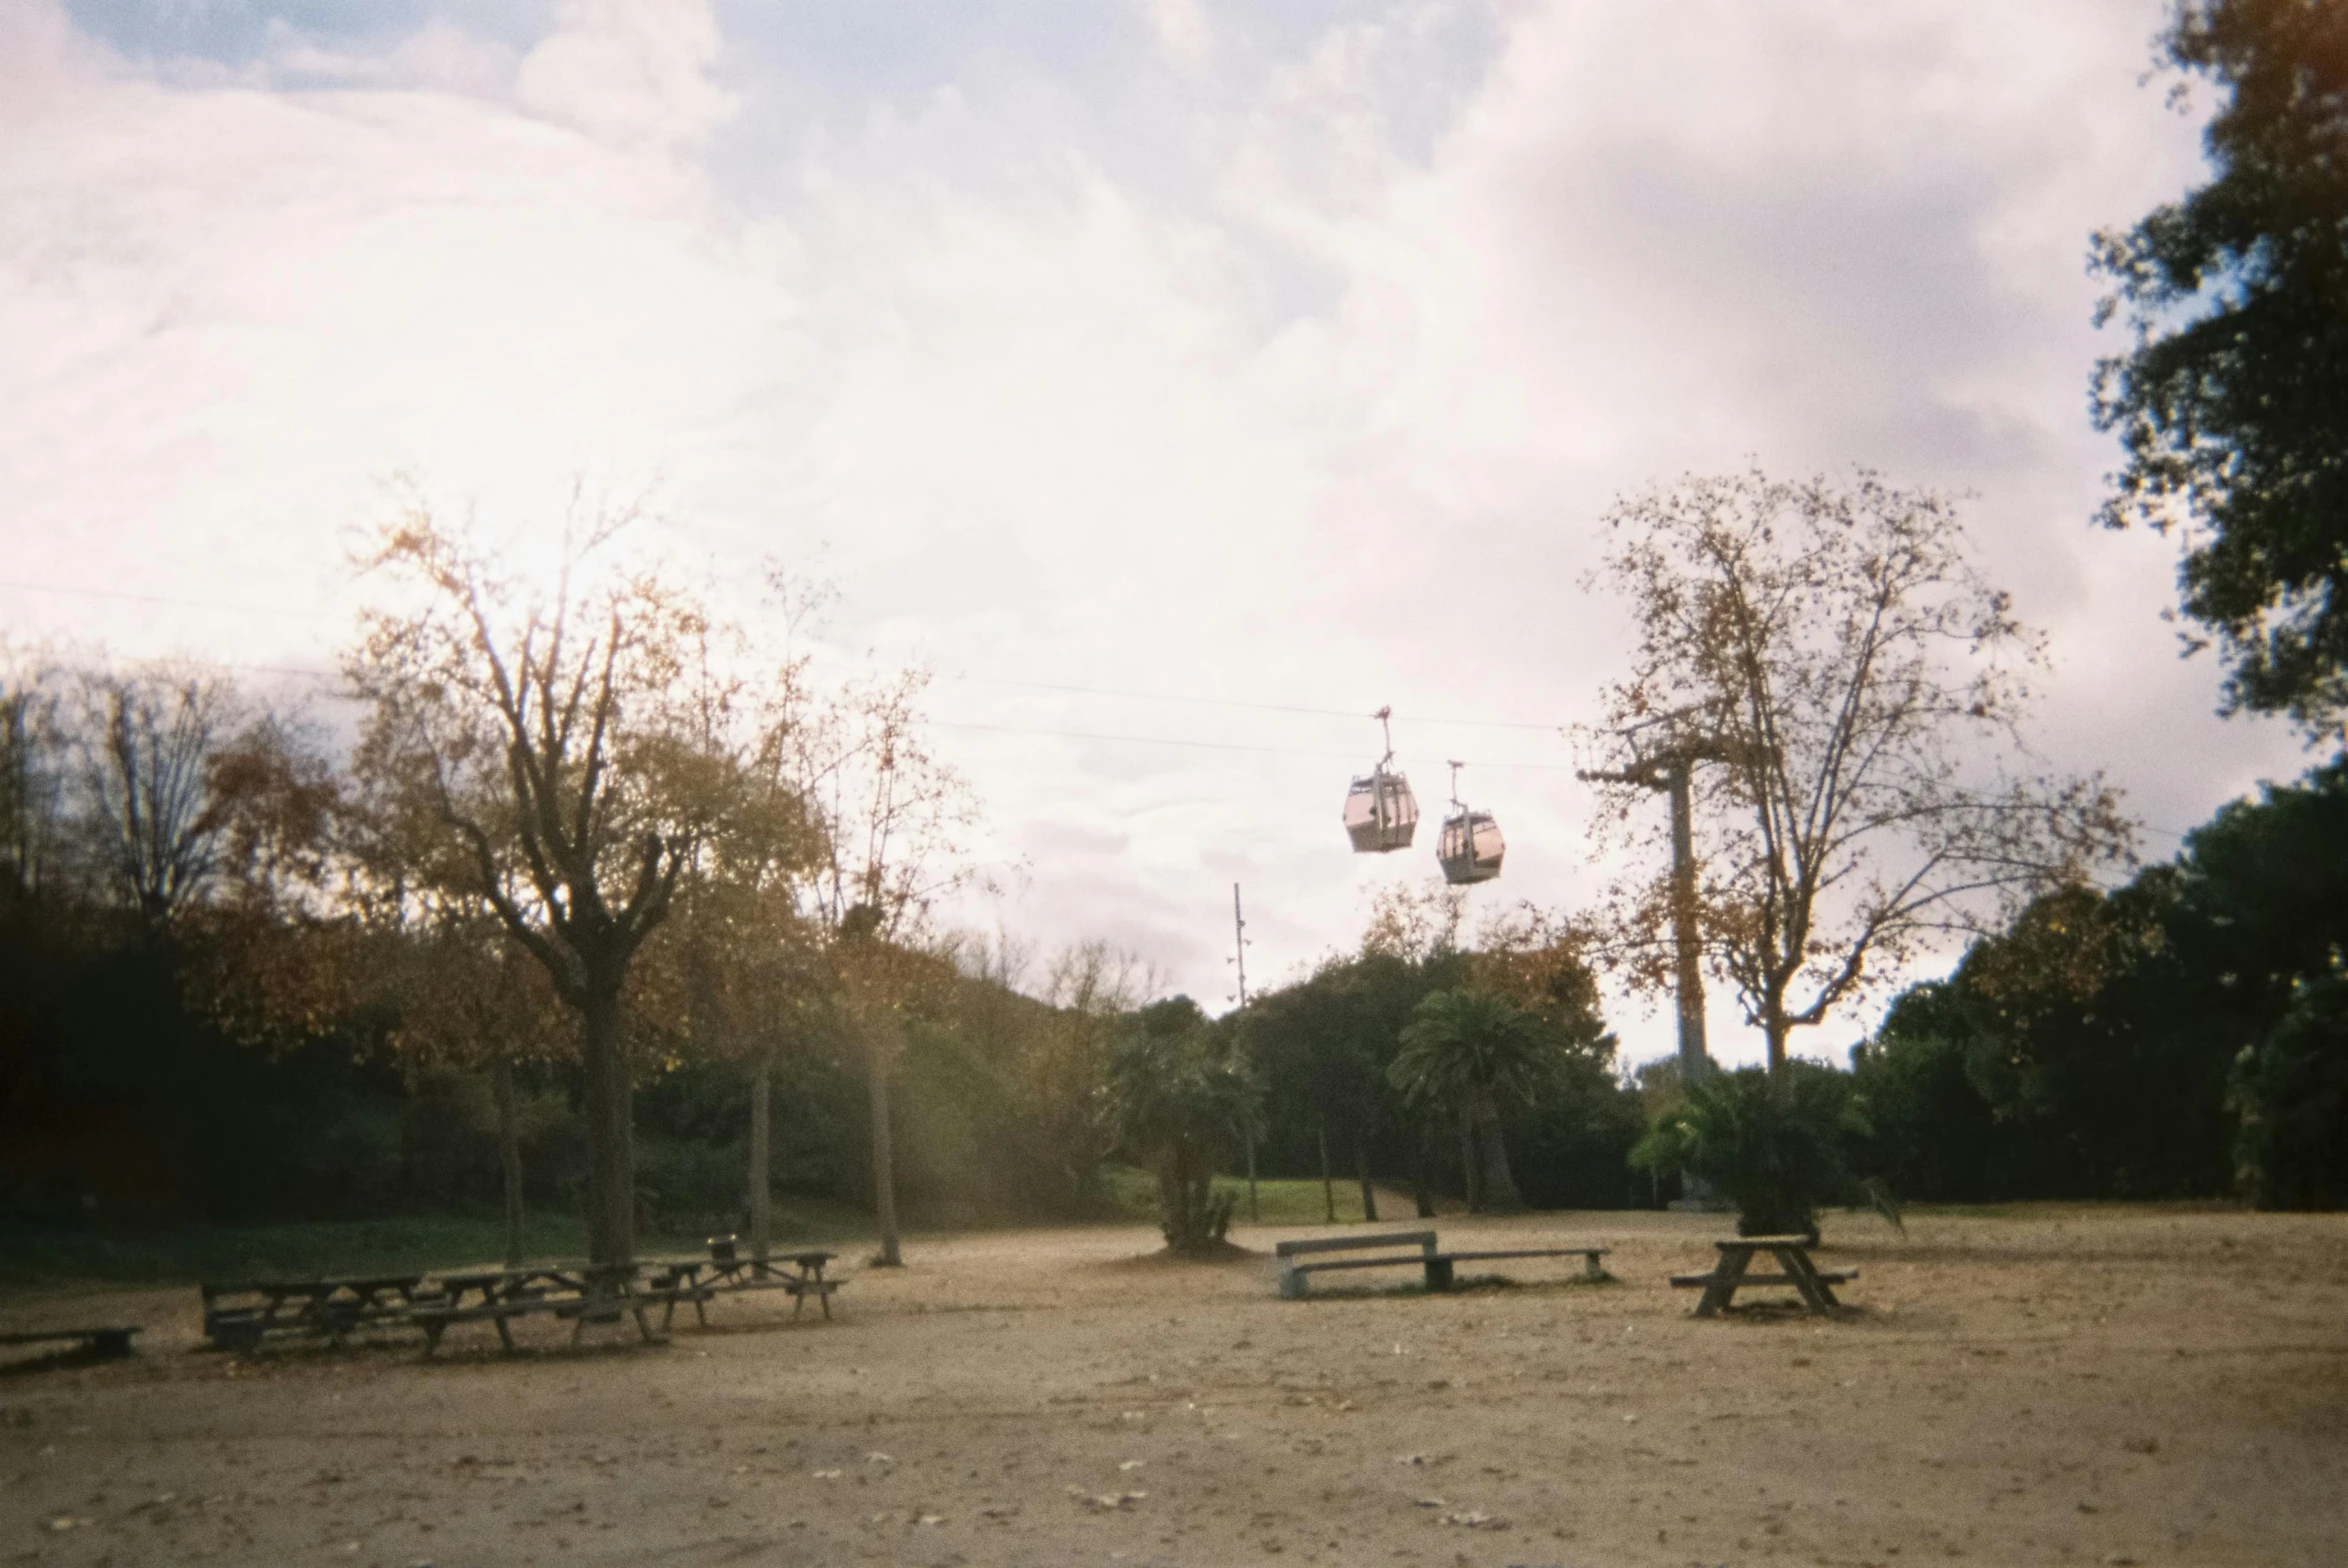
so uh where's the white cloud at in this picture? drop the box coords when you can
[0,0,2307,1065]
[516,0,737,152]
[1144,0,1214,71]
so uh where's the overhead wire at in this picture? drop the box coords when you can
[0,572,2204,819]
[928,718,1582,772]
[934,672,1566,732]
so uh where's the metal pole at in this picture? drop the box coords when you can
[1234,882,1257,1224]
[1664,759,1709,1085]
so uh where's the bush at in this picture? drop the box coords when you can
[1632,1063,1864,1237]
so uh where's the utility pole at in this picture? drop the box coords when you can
[1582,723,1729,1210]
[1232,882,1258,1224]
[1580,745,1717,1089]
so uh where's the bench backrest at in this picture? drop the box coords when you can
[1273,1230,1437,1260]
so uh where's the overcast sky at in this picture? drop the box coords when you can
[0,0,2314,1066]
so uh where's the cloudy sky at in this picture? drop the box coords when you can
[0,0,2313,1065]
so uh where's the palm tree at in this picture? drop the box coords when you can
[1387,987,1559,1211]
[1109,1000,1258,1252]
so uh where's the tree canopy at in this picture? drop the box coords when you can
[2092,0,2348,731]
[1582,468,2134,1071]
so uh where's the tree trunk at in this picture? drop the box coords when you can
[490,1056,526,1268]
[868,1018,903,1267]
[1411,1138,1435,1218]
[579,984,636,1268]
[1316,1116,1336,1222]
[1459,1110,1481,1213]
[1475,1102,1522,1211]
[1157,1150,1182,1245]
[1354,1130,1378,1222]
[1244,1133,1259,1224]
[748,1048,773,1262]
[1764,1004,1789,1075]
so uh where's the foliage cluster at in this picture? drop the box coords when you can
[1853,760,2348,1209]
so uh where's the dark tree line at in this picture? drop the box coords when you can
[1854,758,2348,1209]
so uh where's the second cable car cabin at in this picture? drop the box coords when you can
[1343,707,1418,852]
[1436,761,1504,884]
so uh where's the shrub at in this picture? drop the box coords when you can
[1631,1063,1866,1237]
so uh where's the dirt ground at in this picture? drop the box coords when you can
[2,1204,2344,1568]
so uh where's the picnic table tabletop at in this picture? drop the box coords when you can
[233,1272,427,1300]
[431,1262,644,1309]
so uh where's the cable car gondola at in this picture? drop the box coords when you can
[1436,760,1504,884]
[1342,707,1417,852]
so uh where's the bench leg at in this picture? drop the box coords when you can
[1582,1251,1606,1283]
[1423,1257,1454,1292]
[631,1305,664,1344]
[1694,1248,1752,1318]
[1277,1265,1307,1301]
[818,1287,831,1321]
[1774,1246,1839,1313]
[694,1295,709,1328]
[423,1323,445,1356]
[496,1313,518,1353]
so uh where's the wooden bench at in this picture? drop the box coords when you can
[0,1327,140,1360]
[1670,1236,1855,1317]
[783,1276,840,1319]
[1275,1231,1612,1299]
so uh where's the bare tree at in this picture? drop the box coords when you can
[345,486,751,1268]
[1024,939,1160,1210]
[1580,468,2135,1072]
[0,653,69,908]
[771,661,981,1266]
[69,663,243,925]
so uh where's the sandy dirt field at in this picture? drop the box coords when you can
[2,1204,2345,1568]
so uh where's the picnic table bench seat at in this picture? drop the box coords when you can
[1275,1230,1611,1299]
[0,1326,140,1359]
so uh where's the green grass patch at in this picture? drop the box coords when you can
[0,1199,876,1289]
[1100,1165,1390,1226]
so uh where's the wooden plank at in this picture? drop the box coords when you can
[1273,1231,1436,1259]
[0,1327,138,1357]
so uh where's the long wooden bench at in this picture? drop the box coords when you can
[1275,1230,1612,1299]
[0,1327,140,1360]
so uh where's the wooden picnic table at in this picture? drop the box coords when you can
[1670,1236,1855,1317]
[656,1244,843,1319]
[202,1273,428,1349]
[415,1262,668,1354]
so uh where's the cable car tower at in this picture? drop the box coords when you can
[1342,707,1418,852]
[1436,761,1504,884]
